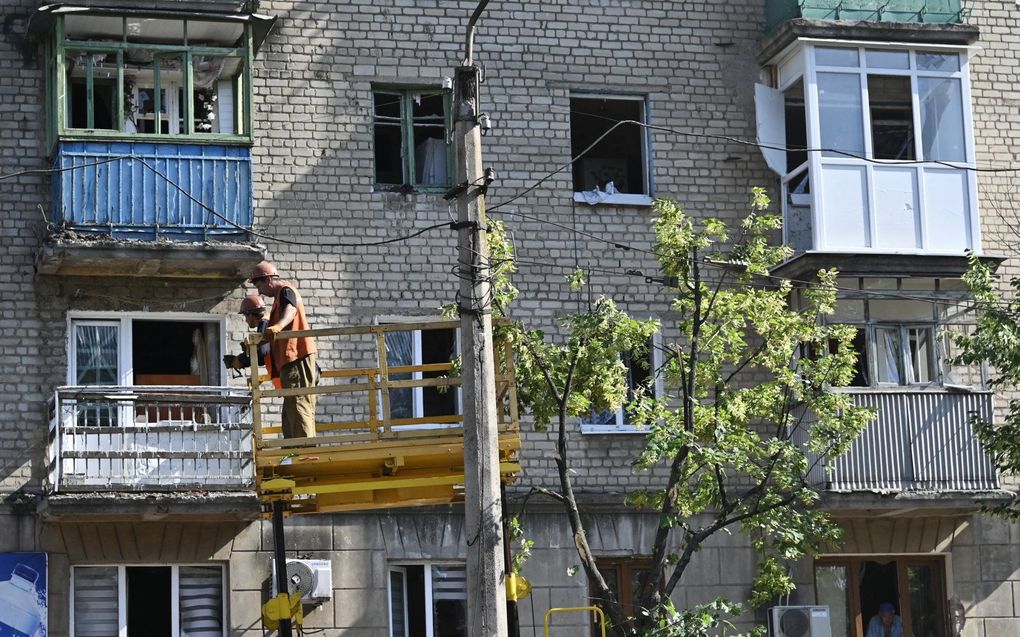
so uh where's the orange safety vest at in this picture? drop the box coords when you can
[268,283,317,370]
[264,348,282,389]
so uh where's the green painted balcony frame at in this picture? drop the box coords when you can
[40,10,260,153]
[766,0,965,33]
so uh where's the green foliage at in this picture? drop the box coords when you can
[951,253,1020,520]
[645,599,765,637]
[504,191,872,636]
[507,515,534,575]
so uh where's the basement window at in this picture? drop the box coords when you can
[389,564,467,637]
[72,564,225,637]
[588,558,656,637]
[570,94,651,205]
[373,89,453,190]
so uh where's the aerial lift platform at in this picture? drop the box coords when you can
[246,320,521,634]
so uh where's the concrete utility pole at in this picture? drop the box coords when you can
[454,2,509,635]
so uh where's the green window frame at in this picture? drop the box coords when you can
[372,88,454,191]
[47,13,253,146]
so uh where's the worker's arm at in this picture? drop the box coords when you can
[264,304,298,339]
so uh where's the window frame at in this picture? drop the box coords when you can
[569,91,654,206]
[66,311,227,387]
[387,561,467,637]
[813,555,949,637]
[764,38,979,253]
[377,317,462,427]
[581,332,663,434]
[372,87,454,192]
[69,563,228,637]
[48,13,253,146]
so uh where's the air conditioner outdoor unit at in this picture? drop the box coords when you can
[271,559,332,602]
[770,606,831,637]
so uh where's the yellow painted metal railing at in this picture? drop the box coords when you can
[544,606,607,637]
[247,320,520,515]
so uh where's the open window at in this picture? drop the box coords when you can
[53,13,249,139]
[570,94,651,205]
[71,564,225,637]
[758,42,977,253]
[373,89,452,190]
[815,277,985,389]
[388,564,467,637]
[581,334,662,433]
[70,314,223,388]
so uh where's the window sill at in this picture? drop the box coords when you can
[373,185,451,195]
[572,192,654,207]
[59,131,252,145]
[580,423,647,435]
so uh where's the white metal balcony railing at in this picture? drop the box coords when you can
[47,386,253,492]
[807,389,998,493]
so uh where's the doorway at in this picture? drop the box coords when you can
[814,556,947,637]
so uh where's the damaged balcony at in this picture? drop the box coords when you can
[36,143,263,278]
[808,390,1002,508]
[30,5,275,278]
[48,385,253,491]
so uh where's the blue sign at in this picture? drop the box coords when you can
[0,553,46,637]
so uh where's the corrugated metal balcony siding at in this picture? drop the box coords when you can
[52,141,253,241]
[825,390,997,493]
[766,0,964,32]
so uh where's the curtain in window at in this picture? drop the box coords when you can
[75,324,118,385]
[385,331,415,419]
[73,567,119,637]
[415,137,447,186]
[178,566,223,637]
[876,328,902,384]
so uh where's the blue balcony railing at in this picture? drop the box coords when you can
[52,141,253,241]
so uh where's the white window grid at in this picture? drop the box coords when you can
[581,332,664,434]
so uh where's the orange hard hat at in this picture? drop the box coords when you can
[238,294,266,314]
[247,261,278,283]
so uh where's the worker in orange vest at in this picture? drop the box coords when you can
[248,261,319,439]
[223,294,282,389]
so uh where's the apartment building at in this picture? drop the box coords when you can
[0,0,1018,635]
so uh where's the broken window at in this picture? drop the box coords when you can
[72,564,225,637]
[373,89,452,189]
[70,315,222,390]
[570,95,649,196]
[383,325,459,425]
[820,277,984,388]
[56,13,248,137]
[583,335,661,431]
[389,564,467,637]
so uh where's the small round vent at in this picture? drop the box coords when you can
[285,561,315,597]
[778,607,811,637]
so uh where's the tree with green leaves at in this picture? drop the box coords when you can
[950,254,1020,520]
[494,190,873,636]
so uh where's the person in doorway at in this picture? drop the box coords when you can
[248,261,318,438]
[222,295,280,388]
[866,602,905,637]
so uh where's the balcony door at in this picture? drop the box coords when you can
[815,556,947,637]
